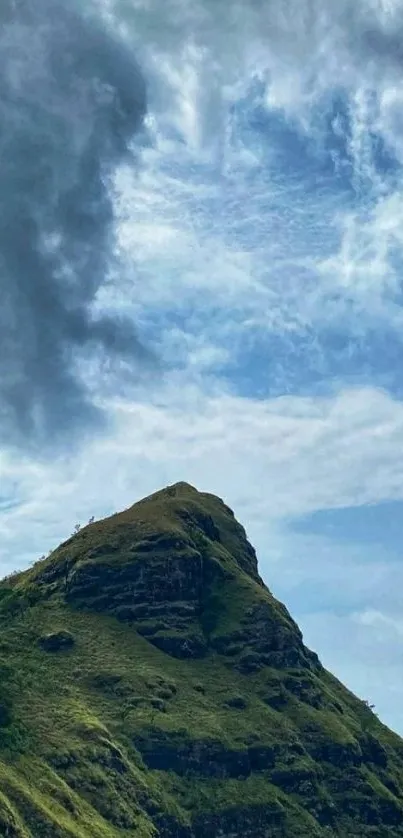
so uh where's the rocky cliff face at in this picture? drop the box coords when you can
[1,482,403,837]
[35,482,314,671]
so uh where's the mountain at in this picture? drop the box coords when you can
[1,481,403,837]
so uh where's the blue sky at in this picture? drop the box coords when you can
[2,0,403,734]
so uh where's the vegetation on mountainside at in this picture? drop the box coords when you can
[0,482,402,837]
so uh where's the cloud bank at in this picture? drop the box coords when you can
[0,0,146,447]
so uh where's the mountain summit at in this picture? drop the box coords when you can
[34,481,313,669]
[1,483,403,837]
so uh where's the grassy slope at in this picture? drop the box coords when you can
[0,483,403,837]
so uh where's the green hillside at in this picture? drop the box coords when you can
[0,482,402,837]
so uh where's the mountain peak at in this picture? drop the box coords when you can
[111,481,237,530]
[145,480,200,497]
[33,483,309,665]
[71,480,261,583]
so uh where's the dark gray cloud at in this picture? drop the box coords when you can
[0,0,147,449]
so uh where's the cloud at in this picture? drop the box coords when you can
[1,380,403,565]
[96,0,403,399]
[106,0,403,135]
[0,0,148,449]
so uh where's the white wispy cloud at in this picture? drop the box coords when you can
[91,0,403,379]
[2,382,403,567]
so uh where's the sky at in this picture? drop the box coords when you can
[1,0,403,734]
